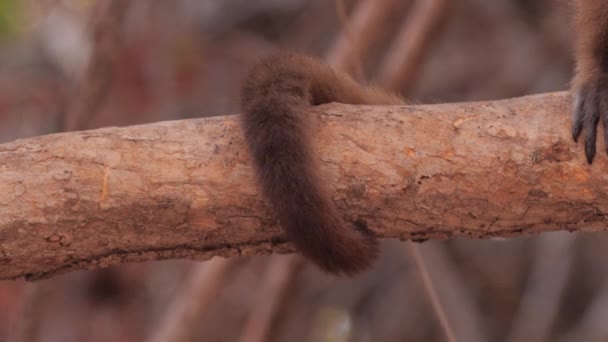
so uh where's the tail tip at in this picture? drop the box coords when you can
[314,231,379,276]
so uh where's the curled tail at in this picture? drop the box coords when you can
[240,52,402,275]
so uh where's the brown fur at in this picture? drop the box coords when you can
[239,2,607,274]
[240,52,403,275]
[571,0,608,163]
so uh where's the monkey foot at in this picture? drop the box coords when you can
[572,78,608,164]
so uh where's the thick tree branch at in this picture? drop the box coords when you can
[0,91,599,280]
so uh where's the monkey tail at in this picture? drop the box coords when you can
[240,52,385,275]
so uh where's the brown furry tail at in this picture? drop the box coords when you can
[240,52,403,275]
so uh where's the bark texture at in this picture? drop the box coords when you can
[0,92,601,280]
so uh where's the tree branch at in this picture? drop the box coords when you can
[0,91,596,280]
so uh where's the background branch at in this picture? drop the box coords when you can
[0,91,598,281]
[326,0,402,78]
[63,0,128,131]
[146,258,231,342]
[376,0,448,91]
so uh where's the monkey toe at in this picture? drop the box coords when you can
[572,80,608,164]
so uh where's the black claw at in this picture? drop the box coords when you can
[572,109,584,142]
[572,111,584,143]
[585,136,596,164]
[572,81,605,164]
[586,150,595,164]
[604,129,608,157]
[602,92,608,158]
[572,124,582,142]
[584,111,598,164]
[572,89,585,142]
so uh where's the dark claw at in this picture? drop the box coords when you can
[572,121,583,142]
[584,111,599,164]
[602,91,608,157]
[585,135,596,164]
[572,82,602,164]
[572,91,584,142]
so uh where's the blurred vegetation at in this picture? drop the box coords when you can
[0,0,21,39]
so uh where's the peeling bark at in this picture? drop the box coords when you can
[0,92,601,280]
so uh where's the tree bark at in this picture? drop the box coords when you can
[0,91,600,280]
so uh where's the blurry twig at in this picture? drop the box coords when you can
[408,243,457,342]
[557,285,608,342]
[64,0,128,131]
[331,0,364,80]
[327,0,402,79]
[505,232,575,342]
[237,256,300,342]
[412,242,487,342]
[9,281,52,342]
[147,258,232,342]
[376,0,448,92]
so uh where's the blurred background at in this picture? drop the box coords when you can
[0,0,604,341]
